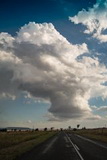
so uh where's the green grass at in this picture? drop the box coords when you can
[0,131,57,160]
[72,128,107,143]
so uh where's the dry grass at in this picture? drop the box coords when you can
[73,128,107,143]
[0,131,57,160]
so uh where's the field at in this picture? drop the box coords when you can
[0,130,57,160]
[72,128,107,143]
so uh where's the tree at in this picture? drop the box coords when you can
[35,128,39,131]
[44,127,47,131]
[68,126,71,130]
[50,127,54,131]
[77,124,80,129]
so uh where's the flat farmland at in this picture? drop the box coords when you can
[72,128,107,143]
[0,131,57,160]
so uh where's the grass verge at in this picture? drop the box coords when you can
[72,128,107,143]
[0,131,57,160]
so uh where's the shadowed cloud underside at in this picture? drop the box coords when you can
[0,21,107,121]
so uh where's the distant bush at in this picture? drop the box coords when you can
[44,128,47,131]
[82,127,86,130]
[35,128,39,131]
[73,128,77,131]
[0,128,7,132]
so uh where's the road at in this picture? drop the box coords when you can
[16,131,107,160]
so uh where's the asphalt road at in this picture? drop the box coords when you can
[16,131,107,160]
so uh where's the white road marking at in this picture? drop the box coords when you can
[66,144,71,148]
[42,136,58,154]
[75,144,80,151]
[76,134,107,150]
[66,134,84,160]
[64,136,69,143]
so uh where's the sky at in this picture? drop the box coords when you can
[0,0,107,129]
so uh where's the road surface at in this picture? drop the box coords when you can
[16,131,107,160]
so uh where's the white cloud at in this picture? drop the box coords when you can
[0,22,107,121]
[96,106,107,112]
[0,32,14,47]
[27,120,32,123]
[90,105,98,110]
[69,0,107,43]
[16,22,68,45]
[86,114,101,120]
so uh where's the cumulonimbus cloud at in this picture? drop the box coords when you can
[0,22,107,120]
[69,0,107,43]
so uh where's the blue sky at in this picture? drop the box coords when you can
[0,0,107,129]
